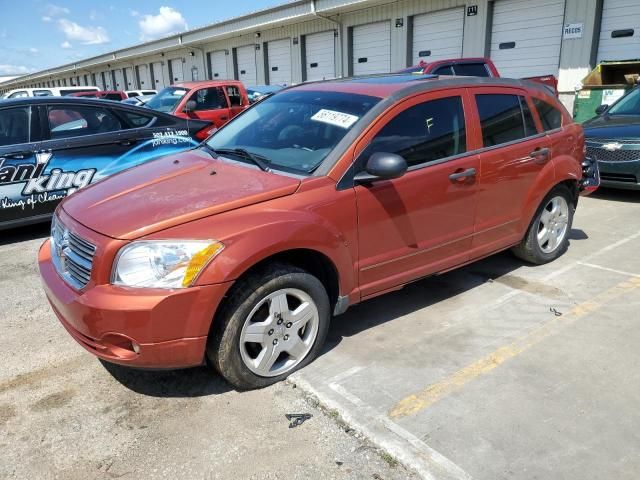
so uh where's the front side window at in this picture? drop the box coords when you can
[206,90,380,174]
[8,91,28,98]
[145,86,190,112]
[360,96,467,168]
[192,87,227,110]
[533,98,563,131]
[33,90,53,97]
[102,93,124,101]
[476,94,536,147]
[0,107,30,146]
[432,65,455,76]
[47,106,122,139]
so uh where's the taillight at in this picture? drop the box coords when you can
[195,125,217,141]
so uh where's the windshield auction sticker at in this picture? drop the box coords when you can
[311,109,359,129]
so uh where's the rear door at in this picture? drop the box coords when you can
[0,105,45,226]
[184,86,231,127]
[354,89,479,297]
[469,88,550,257]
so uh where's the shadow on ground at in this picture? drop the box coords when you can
[590,188,640,204]
[0,222,50,246]
[100,361,233,397]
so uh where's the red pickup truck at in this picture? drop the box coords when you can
[400,57,558,95]
[144,80,250,128]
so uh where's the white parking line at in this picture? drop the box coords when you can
[578,261,640,278]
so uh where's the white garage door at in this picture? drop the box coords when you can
[123,67,134,89]
[151,62,165,89]
[305,31,335,81]
[236,45,257,85]
[267,38,292,85]
[209,50,228,79]
[598,0,640,62]
[353,21,391,75]
[113,70,125,89]
[490,0,564,78]
[412,8,464,64]
[136,64,151,89]
[102,71,113,89]
[170,59,184,84]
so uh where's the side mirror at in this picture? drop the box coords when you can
[595,104,608,115]
[184,100,197,113]
[354,152,408,184]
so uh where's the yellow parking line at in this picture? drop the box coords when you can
[389,276,640,419]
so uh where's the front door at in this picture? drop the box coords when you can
[354,90,479,298]
[0,105,44,226]
[469,88,549,257]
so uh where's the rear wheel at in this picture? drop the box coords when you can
[207,263,330,389]
[512,185,574,265]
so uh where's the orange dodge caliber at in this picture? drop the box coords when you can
[39,74,598,389]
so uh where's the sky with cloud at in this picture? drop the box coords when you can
[0,1,285,77]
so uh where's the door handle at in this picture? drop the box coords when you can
[118,139,138,146]
[449,167,477,181]
[530,147,551,163]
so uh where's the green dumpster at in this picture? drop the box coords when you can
[573,60,639,123]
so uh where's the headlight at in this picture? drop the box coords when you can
[112,240,224,288]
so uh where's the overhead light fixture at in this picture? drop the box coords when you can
[255,32,261,38]
[189,51,195,56]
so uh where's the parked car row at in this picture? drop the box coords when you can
[34,73,600,389]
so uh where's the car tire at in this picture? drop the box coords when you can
[207,262,330,390]
[512,184,575,265]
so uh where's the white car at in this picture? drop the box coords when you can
[125,89,157,98]
[3,86,100,98]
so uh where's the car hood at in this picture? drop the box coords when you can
[583,115,640,139]
[62,149,301,240]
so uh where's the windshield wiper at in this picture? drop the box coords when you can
[214,147,271,172]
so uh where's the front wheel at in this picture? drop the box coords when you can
[207,263,330,389]
[512,185,575,265]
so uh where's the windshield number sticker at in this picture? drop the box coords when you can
[311,109,359,129]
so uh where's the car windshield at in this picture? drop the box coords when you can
[206,90,380,174]
[145,86,190,112]
[607,87,640,115]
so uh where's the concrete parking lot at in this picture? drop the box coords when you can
[1,189,639,479]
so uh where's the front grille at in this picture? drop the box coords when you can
[600,172,638,183]
[51,215,96,289]
[586,145,640,163]
[586,138,640,163]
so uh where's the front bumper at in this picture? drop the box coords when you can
[598,159,640,190]
[39,239,232,368]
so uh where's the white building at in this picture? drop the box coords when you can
[1,0,638,113]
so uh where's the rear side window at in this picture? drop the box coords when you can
[47,106,122,139]
[121,111,153,128]
[193,87,227,110]
[432,65,455,76]
[226,86,242,106]
[533,98,563,131]
[0,107,30,146]
[363,96,466,168]
[453,63,490,77]
[476,94,537,147]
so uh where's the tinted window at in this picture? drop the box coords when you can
[128,92,140,97]
[520,97,538,136]
[122,111,153,127]
[102,93,124,101]
[207,90,380,174]
[432,65,455,76]
[476,94,531,147]
[226,86,242,106]
[453,63,490,77]
[0,107,30,146]
[533,98,563,131]
[362,96,466,168]
[47,106,122,139]
[193,87,226,110]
